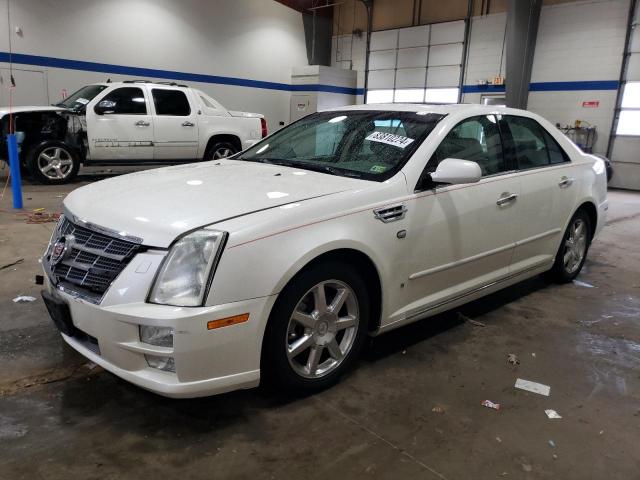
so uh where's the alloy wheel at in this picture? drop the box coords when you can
[213,147,234,159]
[286,280,359,379]
[37,147,74,180]
[563,218,587,274]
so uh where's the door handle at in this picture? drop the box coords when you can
[135,120,150,127]
[558,176,574,188]
[496,192,518,206]
[182,121,195,127]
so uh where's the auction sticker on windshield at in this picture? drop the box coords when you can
[365,131,414,149]
[75,98,90,105]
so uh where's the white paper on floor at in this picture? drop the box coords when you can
[515,378,551,396]
[545,409,562,419]
[573,279,595,288]
[12,295,36,303]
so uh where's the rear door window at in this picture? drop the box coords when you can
[504,116,564,169]
[152,89,191,116]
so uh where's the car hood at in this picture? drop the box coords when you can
[64,160,368,247]
[0,106,67,116]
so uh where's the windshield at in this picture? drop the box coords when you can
[238,110,445,181]
[56,85,108,110]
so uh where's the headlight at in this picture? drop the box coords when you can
[149,229,227,307]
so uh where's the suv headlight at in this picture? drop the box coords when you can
[149,229,227,307]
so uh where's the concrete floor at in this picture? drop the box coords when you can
[1,166,639,479]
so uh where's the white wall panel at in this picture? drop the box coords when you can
[397,47,429,68]
[398,25,430,48]
[395,68,427,88]
[369,50,397,70]
[427,66,460,88]
[428,44,464,67]
[463,13,507,87]
[370,30,399,51]
[430,20,465,45]
[368,69,396,89]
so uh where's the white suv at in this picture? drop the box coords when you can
[0,81,266,184]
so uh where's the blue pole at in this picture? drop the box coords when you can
[7,134,23,209]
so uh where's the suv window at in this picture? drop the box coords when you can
[100,87,147,115]
[504,115,562,169]
[152,89,191,116]
[430,115,505,176]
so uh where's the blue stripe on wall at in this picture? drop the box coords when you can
[463,80,619,94]
[0,51,365,96]
[0,51,618,97]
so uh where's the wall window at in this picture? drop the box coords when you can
[425,88,459,104]
[100,87,147,115]
[367,90,395,104]
[394,89,425,103]
[152,89,191,116]
[617,82,640,135]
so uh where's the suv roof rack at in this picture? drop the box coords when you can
[122,80,189,87]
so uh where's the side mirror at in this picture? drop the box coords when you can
[429,158,482,185]
[94,100,116,115]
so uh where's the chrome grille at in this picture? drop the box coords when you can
[46,216,141,303]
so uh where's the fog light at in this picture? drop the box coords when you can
[139,325,174,347]
[145,355,176,372]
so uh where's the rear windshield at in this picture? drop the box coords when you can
[238,110,444,181]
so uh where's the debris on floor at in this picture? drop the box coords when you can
[12,295,37,303]
[25,210,61,224]
[507,353,520,368]
[481,399,501,411]
[515,378,551,396]
[573,279,595,288]
[545,409,562,419]
[495,436,502,443]
[458,312,486,327]
[531,353,536,358]
[431,405,446,414]
[548,440,556,448]
[0,258,24,271]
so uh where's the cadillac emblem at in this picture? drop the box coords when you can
[50,234,75,266]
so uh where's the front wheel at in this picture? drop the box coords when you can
[27,141,79,184]
[547,209,591,282]
[262,262,369,393]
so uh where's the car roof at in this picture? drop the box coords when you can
[89,81,188,88]
[322,103,538,118]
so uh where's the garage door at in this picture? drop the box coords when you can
[366,20,465,104]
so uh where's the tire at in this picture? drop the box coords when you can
[27,141,79,185]
[204,141,238,161]
[262,261,370,393]
[547,209,591,283]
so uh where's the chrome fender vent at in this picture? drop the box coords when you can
[373,204,407,223]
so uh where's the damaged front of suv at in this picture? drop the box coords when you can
[0,84,105,184]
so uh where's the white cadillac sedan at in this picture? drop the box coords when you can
[41,104,608,398]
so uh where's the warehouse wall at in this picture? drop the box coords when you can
[528,0,628,155]
[332,0,629,156]
[0,0,311,128]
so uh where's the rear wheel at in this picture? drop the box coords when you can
[204,141,238,161]
[547,209,591,282]
[262,262,369,392]
[27,141,79,184]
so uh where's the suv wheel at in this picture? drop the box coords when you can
[205,141,238,161]
[27,141,79,184]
